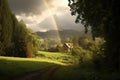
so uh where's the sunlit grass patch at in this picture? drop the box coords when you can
[0,56,60,80]
[35,51,79,65]
[0,51,79,80]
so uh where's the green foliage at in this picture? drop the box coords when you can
[47,46,59,52]
[56,45,65,53]
[68,0,120,71]
[68,0,111,37]
[71,34,105,69]
[55,65,120,80]
[27,29,40,55]
[35,51,79,65]
[72,46,83,56]
[78,35,91,49]
[12,20,28,57]
[0,0,13,51]
[0,0,40,57]
[0,24,2,37]
[12,21,40,57]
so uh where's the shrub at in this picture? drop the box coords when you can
[71,46,84,56]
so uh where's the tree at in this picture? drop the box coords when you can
[0,0,40,57]
[68,0,120,71]
[78,35,90,49]
[0,0,13,53]
[26,29,40,57]
[72,36,79,46]
[13,20,28,57]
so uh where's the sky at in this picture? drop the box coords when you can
[8,0,84,32]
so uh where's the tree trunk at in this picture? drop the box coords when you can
[26,42,32,58]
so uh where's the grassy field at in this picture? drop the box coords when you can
[0,56,61,80]
[35,51,79,65]
[54,64,120,80]
[0,51,79,80]
[0,51,120,80]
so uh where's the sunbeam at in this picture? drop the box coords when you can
[43,0,62,43]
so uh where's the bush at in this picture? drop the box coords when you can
[72,46,83,56]
[47,47,59,52]
[0,50,6,56]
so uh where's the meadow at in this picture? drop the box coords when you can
[0,51,79,80]
[0,56,56,80]
[35,51,79,65]
[0,51,120,80]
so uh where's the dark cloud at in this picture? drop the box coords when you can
[8,0,84,32]
[38,17,55,30]
[8,0,46,15]
[38,14,84,31]
[56,14,84,31]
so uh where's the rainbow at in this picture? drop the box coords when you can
[43,0,62,44]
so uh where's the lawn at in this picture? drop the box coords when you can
[54,64,120,80]
[0,51,120,80]
[0,51,79,80]
[0,56,60,80]
[35,51,79,65]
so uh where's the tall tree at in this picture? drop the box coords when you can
[68,0,120,71]
[26,29,40,57]
[13,20,28,57]
[0,0,40,57]
[0,0,13,54]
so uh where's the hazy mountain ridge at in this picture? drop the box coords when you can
[36,29,91,39]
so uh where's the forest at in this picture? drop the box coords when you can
[0,0,120,80]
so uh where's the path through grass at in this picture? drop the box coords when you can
[0,51,79,80]
[0,56,61,80]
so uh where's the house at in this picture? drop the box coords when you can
[63,43,73,53]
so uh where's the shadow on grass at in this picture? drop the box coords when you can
[54,63,120,80]
[0,57,61,80]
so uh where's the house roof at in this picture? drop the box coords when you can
[64,43,73,49]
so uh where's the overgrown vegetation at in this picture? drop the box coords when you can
[35,51,79,65]
[54,65,120,80]
[0,0,120,80]
[0,0,40,57]
[68,0,120,71]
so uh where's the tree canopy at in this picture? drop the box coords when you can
[68,0,119,38]
[0,0,40,57]
[68,0,120,71]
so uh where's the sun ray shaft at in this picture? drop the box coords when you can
[43,0,62,43]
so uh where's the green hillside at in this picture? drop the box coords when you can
[0,55,60,80]
[36,29,91,40]
[0,51,79,80]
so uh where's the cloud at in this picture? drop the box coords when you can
[8,0,84,32]
[38,17,55,30]
[37,13,84,31]
[55,13,84,31]
[8,0,46,15]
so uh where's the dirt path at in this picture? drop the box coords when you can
[12,66,60,80]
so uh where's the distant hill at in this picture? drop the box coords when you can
[36,29,92,41]
[37,30,81,38]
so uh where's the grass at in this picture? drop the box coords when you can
[35,51,79,65]
[0,56,61,80]
[53,55,120,80]
[0,51,79,80]
[54,64,95,80]
[54,64,120,80]
[0,51,120,80]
